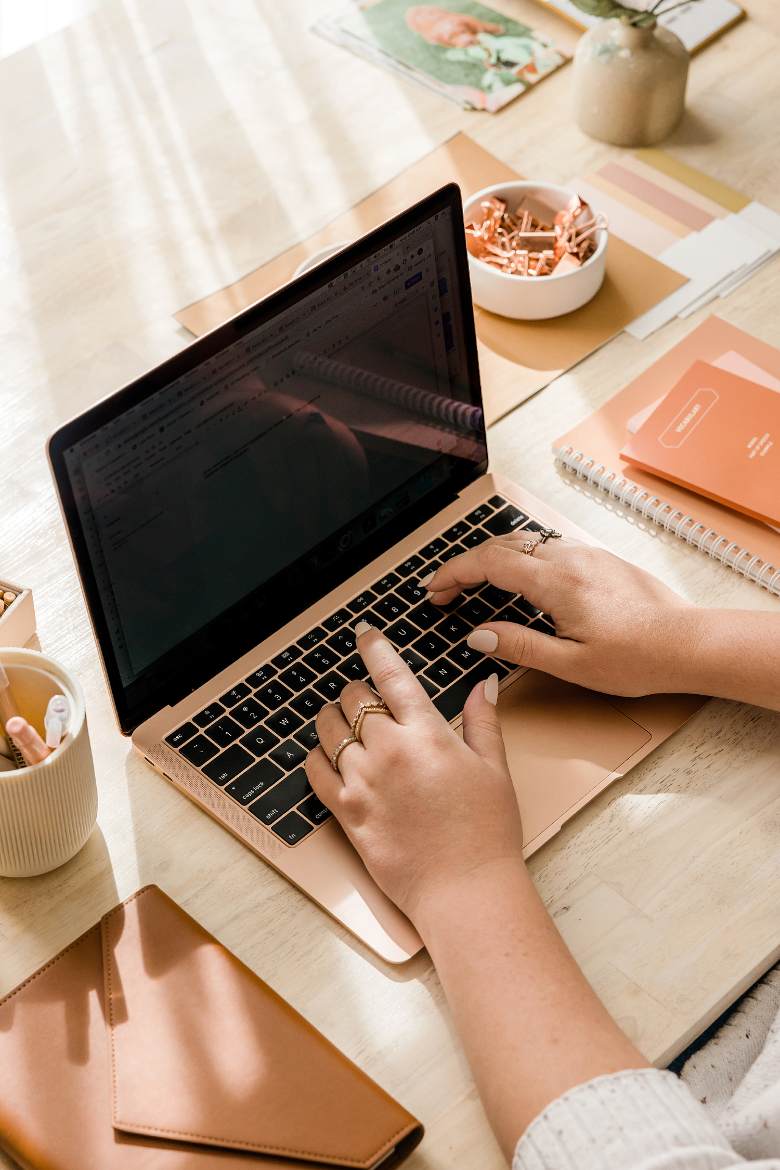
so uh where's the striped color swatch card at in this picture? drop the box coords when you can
[569,151,780,339]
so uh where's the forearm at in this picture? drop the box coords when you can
[415,858,647,1158]
[681,608,780,711]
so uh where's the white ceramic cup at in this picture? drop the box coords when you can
[463,181,608,320]
[0,648,97,877]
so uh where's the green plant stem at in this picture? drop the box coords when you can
[646,0,700,16]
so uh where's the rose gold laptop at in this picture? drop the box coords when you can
[49,185,698,964]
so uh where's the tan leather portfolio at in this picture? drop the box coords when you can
[0,886,423,1170]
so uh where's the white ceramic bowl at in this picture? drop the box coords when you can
[463,181,608,320]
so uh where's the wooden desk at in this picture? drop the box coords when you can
[1,2,779,1164]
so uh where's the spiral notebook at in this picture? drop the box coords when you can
[554,316,780,597]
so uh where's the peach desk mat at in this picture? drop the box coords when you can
[175,134,686,426]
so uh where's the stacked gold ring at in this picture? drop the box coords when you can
[352,700,391,743]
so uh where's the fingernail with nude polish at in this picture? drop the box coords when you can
[467,629,498,653]
[484,673,499,705]
[354,621,373,637]
[418,571,435,587]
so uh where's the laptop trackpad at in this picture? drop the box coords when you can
[497,672,652,849]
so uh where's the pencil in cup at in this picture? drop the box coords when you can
[0,649,97,877]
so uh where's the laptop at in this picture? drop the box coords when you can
[48,184,697,964]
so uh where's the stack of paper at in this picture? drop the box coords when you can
[569,152,780,341]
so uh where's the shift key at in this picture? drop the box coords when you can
[248,768,311,825]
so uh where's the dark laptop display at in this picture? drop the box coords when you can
[49,185,487,733]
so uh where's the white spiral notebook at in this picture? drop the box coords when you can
[553,316,780,598]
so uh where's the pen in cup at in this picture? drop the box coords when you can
[5,717,50,766]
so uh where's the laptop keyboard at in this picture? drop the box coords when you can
[164,495,556,847]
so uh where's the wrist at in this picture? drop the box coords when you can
[411,853,532,948]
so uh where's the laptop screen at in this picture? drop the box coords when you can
[50,185,486,733]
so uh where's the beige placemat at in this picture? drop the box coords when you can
[175,133,686,426]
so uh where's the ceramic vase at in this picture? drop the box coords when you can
[573,18,689,147]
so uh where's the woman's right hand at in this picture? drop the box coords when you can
[421,534,699,698]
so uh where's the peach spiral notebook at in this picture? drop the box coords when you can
[554,316,780,597]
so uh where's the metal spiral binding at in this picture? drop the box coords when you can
[555,446,780,597]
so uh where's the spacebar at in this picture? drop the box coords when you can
[433,661,508,722]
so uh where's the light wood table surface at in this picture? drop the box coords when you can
[1,2,779,1165]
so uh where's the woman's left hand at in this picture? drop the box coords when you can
[304,621,524,925]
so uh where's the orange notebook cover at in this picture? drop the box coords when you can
[620,361,780,529]
[553,316,780,597]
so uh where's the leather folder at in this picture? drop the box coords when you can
[0,886,423,1169]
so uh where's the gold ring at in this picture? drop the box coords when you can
[330,735,358,773]
[351,700,391,743]
[520,535,541,556]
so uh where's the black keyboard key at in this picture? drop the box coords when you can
[408,600,444,630]
[220,682,250,707]
[482,585,514,610]
[529,614,556,635]
[423,659,463,689]
[433,661,508,722]
[327,628,356,656]
[487,494,505,508]
[290,689,327,719]
[419,537,446,560]
[232,698,268,729]
[443,520,469,541]
[439,543,465,563]
[270,811,315,846]
[279,663,316,692]
[269,739,308,773]
[484,504,529,536]
[373,594,409,622]
[207,715,244,748]
[523,519,547,533]
[245,665,275,688]
[466,503,492,525]
[363,609,388,631]
[293,720,319,750]
[373,572,400,595]
[323,607,351,632]
[239,725,281,757]
[339,653,368,681]
[248,768,311,825]
[272,645,302,670]
[400,648,427,673]
[298,792,332,825]
[203,744,254,785]
[256,680,294,710]
[457,596,493,626]
[396,553,423,577]
[397,579,427,605]
[180,734,219,767]
[512,597,542,623]
[303,645,339,674]
[435,614,470,643]
[165,722,196,749]
[193,702,224,728]
[419,675,439,699]
[298,626,328,651]
[447,641,485,670]
[461,528,489,548]
[225,758,283,805]
[412,631,449,660]
[266,707,304,737]
[386,619,421,648]
[312,671,346,702]
[347,589,377,614]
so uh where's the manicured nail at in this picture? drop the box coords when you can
[484,673,499,705]
[354,621,373,637]
[467,629,498,653]
[418,571,435,587]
